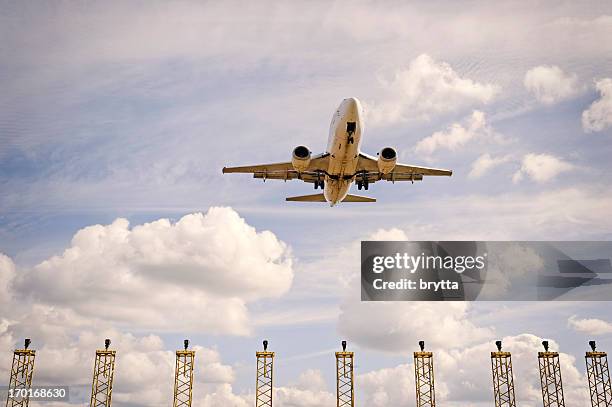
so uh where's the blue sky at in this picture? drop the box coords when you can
[1,1,612,406]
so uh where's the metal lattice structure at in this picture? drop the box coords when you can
[586,341,612,407]
[491,340,517,407]
[538,341,565,407]
[90,339,116,407]
[414,341,436,407]
[256,340,274,407]
[173,340,195,407]
[336,341,354,407]
[5,339,36,407]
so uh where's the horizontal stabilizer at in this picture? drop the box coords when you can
[342,194,376,202]
[286,193,326,202]
[285,193,376,203]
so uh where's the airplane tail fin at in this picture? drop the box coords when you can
[342,194,376,202]
[286,193,326,202]
[285,193,376,203]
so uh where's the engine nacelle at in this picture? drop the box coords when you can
[292,145,311,172]
[377,147,397,174]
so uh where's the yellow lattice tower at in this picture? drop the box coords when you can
[256,340,274,407]
[5,339,36,407]
[90,339,116,407]
[586,341,612,407]
[414,341,435,407]
[538,340,565,407]
[491,340,517,407]
[174,339,195,407]
[336,340,354,407]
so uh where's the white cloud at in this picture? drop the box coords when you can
[0,254,15,306]
[438,334,588,405]
[512,153,574,183]
[468,153,512,179]
[335,228,494,352]
[568,315,612,335]
[358,363,422,407]
[356,334,589,406]
[368,55,499,125]
[275,369,335,407]
[524,65,581,105]
[414,110,493,155]
[198,384,249,407]
[17,207,293,335]
[339,302,494,353]
[582,78,612,133]
[0,317,241,406]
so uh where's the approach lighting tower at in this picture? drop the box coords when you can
[414,340,436,407]
[173,339,195,407]
[491,340,517,407]
[5,339,36,407]
[256,340,274,407]
[538,340,565,407]
[586,341,612,407]
[90,339,116,407]
[336,340,354,407]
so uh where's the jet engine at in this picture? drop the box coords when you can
[377,147,397,174]
[292,145,311,172]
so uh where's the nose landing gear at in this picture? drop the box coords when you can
[347,122,356,144]
[314,180,324,190]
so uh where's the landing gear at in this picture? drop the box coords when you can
[347,122,356,144]
[357,180,369,190]
[314,180,324,190]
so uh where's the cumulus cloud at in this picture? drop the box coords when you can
[0,254,16,305]
[438,334,588,405]
[468,153,512,179]
[512,153,574,183]
[198,384,249,407]
[568,315,612,335]
[414,110,493,155]
[339,302,494,353]
[358,363,420,407]
[274,370,335,407]
[368,55,499,125]
[0,314,240,406]
[582,78,612,133]
[357,334,589,406]
[524,65,581,104]
[334,228,494,352]
[17,207,293,335]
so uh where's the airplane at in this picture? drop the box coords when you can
[222,97,452,206]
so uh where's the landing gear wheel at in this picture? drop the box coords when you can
[348,136,354,144]
[364,181,369,190]
[357,181,363,190]
[314,180,324,190]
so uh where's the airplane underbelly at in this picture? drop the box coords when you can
[324,178,351,204]
[328,133,360,176]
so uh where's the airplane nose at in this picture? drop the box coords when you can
[343,97,361,119]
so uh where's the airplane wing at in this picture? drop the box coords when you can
[356,153,452,183]
[222,153,330,182]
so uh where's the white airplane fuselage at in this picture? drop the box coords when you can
[324,97,363,205]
